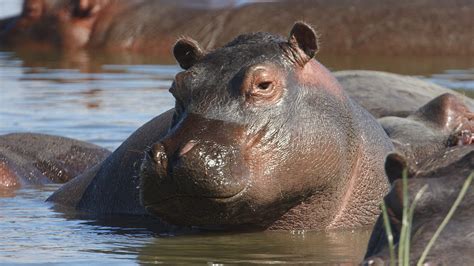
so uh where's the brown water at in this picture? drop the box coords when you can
[0,49,473,264]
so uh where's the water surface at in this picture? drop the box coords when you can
[0,50,473,264]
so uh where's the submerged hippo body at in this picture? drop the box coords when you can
[49,23,393,230]
[2,0,474,56]
[379,93,474,169]
[334,71,474,118]
[0,133,110,188]
[364,145,474,265]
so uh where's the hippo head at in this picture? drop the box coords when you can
[0,0,107,49]
[139,22,362,229]
[379,93,474,166]
[22,0,46,20]
[364,145,474,265]
[0,0,62,47]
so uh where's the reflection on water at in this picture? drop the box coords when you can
[137,229,371,264]
[1,185,369,264]
[0,49,473,264]
[0,51,177,150]
[0,185,144,264]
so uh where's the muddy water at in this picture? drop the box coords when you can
[0,50,473,264]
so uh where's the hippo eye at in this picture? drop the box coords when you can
[241,65,284,106]
[257,81,273,91]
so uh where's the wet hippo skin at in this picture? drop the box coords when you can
[363,145,474,265]
[0,133,110,188]
[334,71,474,118]
[49,22,394,231]
[363,94,474,264]
[379,93,474,168]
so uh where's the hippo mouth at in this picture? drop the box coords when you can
[142,186,257,229]
[142,187,250,225]
[143,178,249,206]
[139,149,259,227]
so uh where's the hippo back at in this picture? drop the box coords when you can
[335,70,474,118]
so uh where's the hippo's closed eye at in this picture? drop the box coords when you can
[240,65,285,106]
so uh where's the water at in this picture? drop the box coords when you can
[1,185,372,264]
[0,49,473,264]
[0,0,21,19]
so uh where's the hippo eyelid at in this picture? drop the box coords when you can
[240,64,284,106]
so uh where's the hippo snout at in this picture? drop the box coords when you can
[148,139,249,199]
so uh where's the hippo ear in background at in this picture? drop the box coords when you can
[385,152,408,184]
[288,21,319,66]
[173,37,204,70]
[413,93,470,132]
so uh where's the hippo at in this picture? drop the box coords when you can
[361,94,474,264]
[363,144,473,265]
[0,133,110,188]
[2,0,474,56]
[56,0,144,50]
[0,0,212,51]
[0,0,64,48]
[49,22,393,230]
[0,0,141,49]
[379,93,474,171]
[334,71,474,118]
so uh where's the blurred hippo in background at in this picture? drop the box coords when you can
[363,144,473,265]
[0,133,110,188]
[0,0,64,48]
[1,0,474,56]
[379,93,474,170]
[334,71,474,118]
[0,0,143,49]
[49,22,394,231]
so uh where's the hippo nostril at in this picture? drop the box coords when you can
[150,142,168,169]
[179,140,198,157]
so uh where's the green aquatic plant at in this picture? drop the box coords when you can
[380,203,395,266]
[381,170,473,266]
[397,169,427,266]
[381,168,426,266]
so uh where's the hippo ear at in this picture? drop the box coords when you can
[288,21,319,66]
[414,93,470,132]
[385,152,408,184]
[173,38,204,70]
